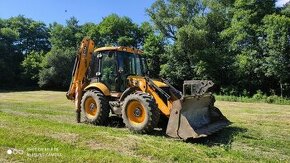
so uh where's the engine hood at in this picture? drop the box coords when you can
[152,79,168,87]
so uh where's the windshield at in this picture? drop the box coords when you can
[117,51,147,76]
[87,50,147,91]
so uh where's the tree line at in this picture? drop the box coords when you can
[0,0,290,97]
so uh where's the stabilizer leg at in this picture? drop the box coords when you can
[76,110,81,123]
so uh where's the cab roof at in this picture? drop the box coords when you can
[94,46,143,55]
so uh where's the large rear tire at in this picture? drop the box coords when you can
[122,91,160,134]
[81,90,110,125]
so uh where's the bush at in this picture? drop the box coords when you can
[266,96,276,103]
[220,87,238,96]
[252,90,267,101]
[38,47,76,89]
[216,91,290,105]
[21,51,45,84]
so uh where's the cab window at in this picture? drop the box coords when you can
[100,51,117,90]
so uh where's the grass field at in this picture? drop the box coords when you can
[0,91,289,162]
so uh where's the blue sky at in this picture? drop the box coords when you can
[0,0,155,25]
[0,0,289,25]
[276,0,290,7]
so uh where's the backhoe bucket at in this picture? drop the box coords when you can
[165,80,231,140]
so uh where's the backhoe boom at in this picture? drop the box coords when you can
[66,38,95,100]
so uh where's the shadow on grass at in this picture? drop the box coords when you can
[150,124,247,147]
[187,126,247,147]
[106,116,125,128]
[83,115,246,148]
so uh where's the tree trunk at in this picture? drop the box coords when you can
[280,80,283,98]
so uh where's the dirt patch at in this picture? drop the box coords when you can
[50,132,79,144]
[84,136,154,162]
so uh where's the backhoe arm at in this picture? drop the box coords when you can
[66,38,95,100]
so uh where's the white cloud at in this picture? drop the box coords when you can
[276,0,289,7]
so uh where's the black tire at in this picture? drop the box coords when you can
[122,91,160,134]
[81,89,110,125]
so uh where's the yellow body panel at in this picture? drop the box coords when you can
[128,76,172,116]
[84,83,110,96]
[94,46,143,55]
[152,80,168,87]
[148,86,171,116]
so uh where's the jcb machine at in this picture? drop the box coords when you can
[66,38,230,140]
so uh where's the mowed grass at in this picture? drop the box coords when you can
[0,91,289,162]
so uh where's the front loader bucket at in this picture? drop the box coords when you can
[166,94,231,140]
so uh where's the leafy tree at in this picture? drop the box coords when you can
[138,22,155,47]
[97,14,141,47]
[280,2,290,17]
[0,25,20,86]
[21,51,45,84]
[204,0,236,87]
[0,16,50,87]
[39,17,83,89]
[260,14,290,97]
[5,15,50,54]
[81,23,100,45]
[147,0,207,82]
[221,0,276,94]
[39,47,76,89]
[143,33,165,78]
[49,17,82,48]
[147,0,207,41]
[147,0,233,89]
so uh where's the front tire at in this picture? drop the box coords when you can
[122,91,160,134]
[81,90,110,125]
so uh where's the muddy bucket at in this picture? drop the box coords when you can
[166,94,231,140]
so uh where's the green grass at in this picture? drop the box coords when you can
[215,94,290,105]
[0,91,289,162]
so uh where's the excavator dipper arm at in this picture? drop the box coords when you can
[66,38,95,114]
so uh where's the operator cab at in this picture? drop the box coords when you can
[87,47,148,92]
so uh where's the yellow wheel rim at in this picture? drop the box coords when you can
[85,97,97,118]
[127,100,146,124]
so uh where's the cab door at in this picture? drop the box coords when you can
[99,51,118,91]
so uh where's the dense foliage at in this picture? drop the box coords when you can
[147,0,290,96]
[0,1,289,97]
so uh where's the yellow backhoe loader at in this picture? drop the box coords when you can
[66,38,230,140]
